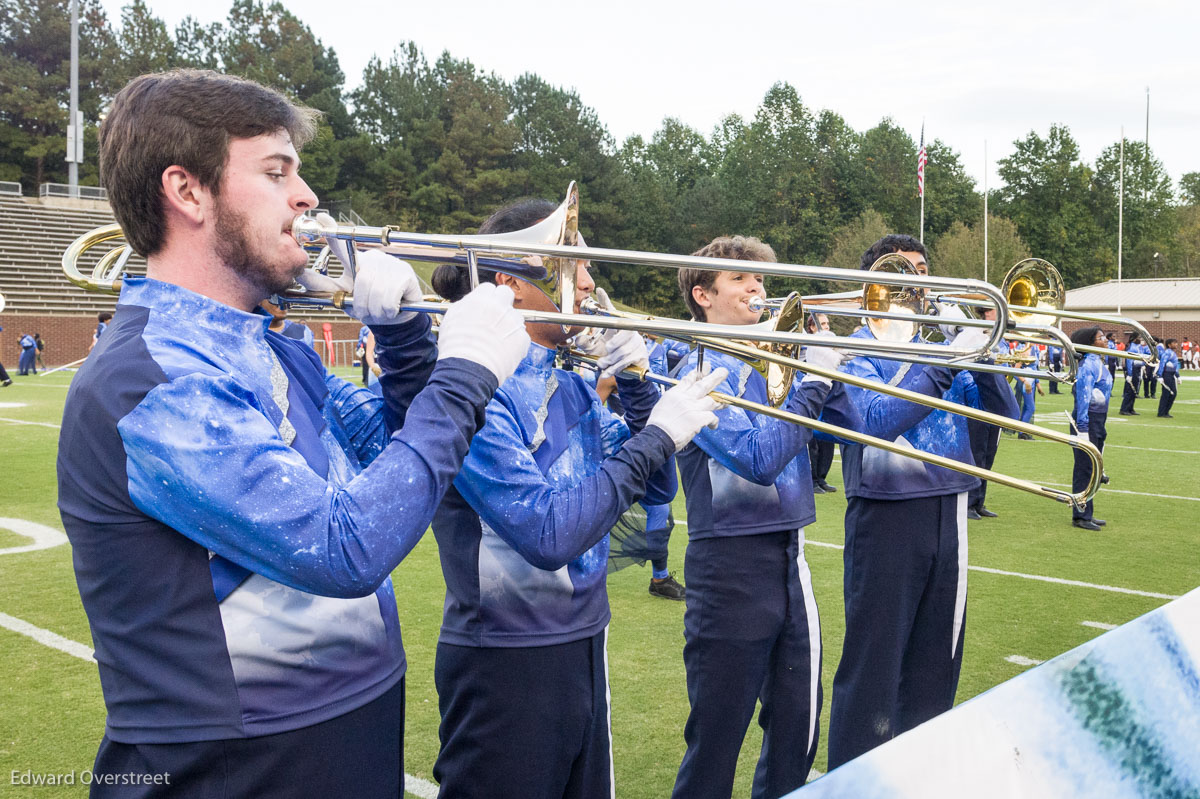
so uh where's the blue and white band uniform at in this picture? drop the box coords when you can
[1075,352,1114,432]
[1156,348,1179,380]
[671,347,859,798]
[429,341,676,648]
[58,276,496,744]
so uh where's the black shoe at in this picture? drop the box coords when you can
[977,506,998,518]
[1,379,10,387]
[1119,411,1134,415]
[1158,414,1173,418]
[818,480,838,493]
[1130,411,1140,415]
[649,573,686,601]
[1072,518,1102,531]
[1017,432,1034,440]
[967,508,983,520]
[812,483,828,494]
[1100,474,1110,484]
[1092,518,1107,526]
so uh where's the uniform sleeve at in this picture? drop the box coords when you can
[1074,361,1097,430]
[370,314,439,434]
[971,368,1020,419]
[454,395,676,571]
[683,363,830,486]
[841,357,955,442]
[119,359,497,599]
[324,374,388,466]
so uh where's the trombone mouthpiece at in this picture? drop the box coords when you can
[290,214,337,246]
[748,297,766,314]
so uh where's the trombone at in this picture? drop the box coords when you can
[60,184,1009,365]
[750,255,1080,383]
[567,292,1102,508]
[929,259,1159,369]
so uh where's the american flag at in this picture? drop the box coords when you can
[917,124,927,198]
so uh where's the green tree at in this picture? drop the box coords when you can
[112,0,175,86]
[858,118,919,236]
[1178,172,1200,206]
[824,208,890,270]
[920,140,982,248]
[173,16,220,69]
[929,215,1031,282]
[993,125,1108,287]
[0,0,117,186]
[1092,139,1174,279]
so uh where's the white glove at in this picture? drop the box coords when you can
[598,329,651,378]
[345,250,422,325]
[572,327,608,357]
[802,333,848,386]
[951,325,991,353]
[936,301,968,339]
[1073,430,1090,445]
[437,283,530,384]
[647,367,729,451]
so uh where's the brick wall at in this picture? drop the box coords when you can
[1060,318,1200,345]
[0,312,368,369]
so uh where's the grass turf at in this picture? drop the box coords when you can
[1,368,1196,797]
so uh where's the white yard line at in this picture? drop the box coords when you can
[1004,655,1043,667]
[1039,480,1200,503]
[0,610,443,799]
[0,417,61,429]
[1081,621,1117,631]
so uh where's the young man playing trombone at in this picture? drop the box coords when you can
[419,199,725,799]
[826,234,1019,768]
[670,236,858,799]
[58,69,530,797]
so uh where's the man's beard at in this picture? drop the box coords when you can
[213,199,301,297]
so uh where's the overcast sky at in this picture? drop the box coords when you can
[99,0,1200,195]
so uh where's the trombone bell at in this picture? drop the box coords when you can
[1003,258,1064,327]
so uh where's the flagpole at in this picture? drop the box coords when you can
[1118,127,1124,315]
[983,139,988,284]
[918,120,926,243]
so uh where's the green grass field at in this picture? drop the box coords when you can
[2,368,1197,797]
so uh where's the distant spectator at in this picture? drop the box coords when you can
[90,311,113,353]
[34,333,46,370]
[18,332,37,375]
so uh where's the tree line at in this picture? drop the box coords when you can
[3,0,1199,316]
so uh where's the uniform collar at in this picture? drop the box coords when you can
[119,276,272,339]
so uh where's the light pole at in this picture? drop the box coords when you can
[1153,252,1161,279]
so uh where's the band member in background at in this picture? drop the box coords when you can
[806,312,839,494]
[1119,332,1143,415]
[1047,343,1062,393]
[671,236,857,799]
[827,234,1019,768]
[1069,326,1112,530]
[58,69,529,798]
[1157,338,1181,418]
[965,308,1005,520]
[422,199,724,799]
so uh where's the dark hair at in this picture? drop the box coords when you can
[1166,338,1178,348]
[100,69,320,257]
[98,312,113,323]
[1070,326,1101,346]
[431,198,557,302]
[678,236,776,322]
[860,234,927,270]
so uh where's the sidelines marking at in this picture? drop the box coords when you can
[0,611,95,663]
[1039,480,1200,503]
[0,518,69,555]
[1081,621,1117,631]
[804,539,1179,600]
[1104,444,1200,455]
[0,609,443,798]
[0,416,61,429]
[1106,419,1197,430]
[0,401,29,408]
[1004,655,1043,667]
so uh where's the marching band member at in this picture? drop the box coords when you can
[1119,332,1143,415]
[670,236,857,799]
[827,235,1019,768]
[57,69,531,798]
[1157,338,1181,418]
[420,199,725,799]
[1069,326,1112,530]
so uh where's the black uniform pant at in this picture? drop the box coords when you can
[673,530,821,799]
[1072,410,1107,521]
[808,438,835,484]
[1048,355,1061,392]
[966,420,1000,509]
[1144,370,1157,397]
[1158,371,1178,417]
[90,677,404,798]
[1120,372,1141,414]
[434,632,611,799]
[829,493,968,769]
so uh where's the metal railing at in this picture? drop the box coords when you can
[0,181,21,196]
[39,183,108,201]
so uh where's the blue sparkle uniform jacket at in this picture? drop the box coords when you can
[1074,353,1113,429]
[413,343,677,648]
[58,277,496,744]
[839,328,1019,501]
[1156,348,1179,378]
[675,348,859,539]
